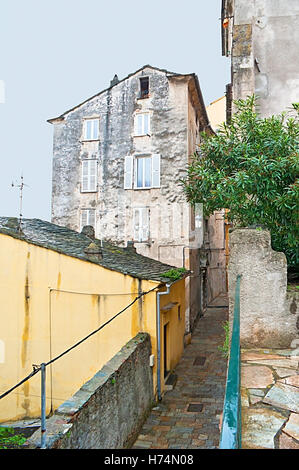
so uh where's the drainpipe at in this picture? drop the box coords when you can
[156,283,171,401]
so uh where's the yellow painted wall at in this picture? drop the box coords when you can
[0,233,185,422]
[159,279,186,391]
[206,96,226,131]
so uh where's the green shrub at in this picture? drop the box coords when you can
[183,96,299,269]
[0,427,27,449]
[218,321,230,358]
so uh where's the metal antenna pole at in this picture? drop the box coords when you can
[40,363,47,449]
[18,175,24,233]
[11,174,29,233]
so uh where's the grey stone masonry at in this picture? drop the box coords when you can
[49,65,210,251]
[25,333,154,449]
[48,64,214,333]
[222,0,299,117]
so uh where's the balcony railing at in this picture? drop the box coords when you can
[219,274,242,449]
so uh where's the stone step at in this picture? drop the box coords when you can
[164,373,178,391]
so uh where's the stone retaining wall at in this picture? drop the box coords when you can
[228,228,299,348]
[25,333,154,449]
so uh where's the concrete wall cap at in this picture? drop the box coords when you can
[230,228,271,246]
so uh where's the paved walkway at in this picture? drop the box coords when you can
[131,301,228,449]
[241,348,299,449]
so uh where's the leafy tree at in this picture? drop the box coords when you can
[183,96,299,268]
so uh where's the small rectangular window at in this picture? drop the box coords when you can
[84,119,99,140]
[130,154,160,190]
[134,112,150,136]
[80,209,96,230]
[140,77,149,98]
[81,160,97,192]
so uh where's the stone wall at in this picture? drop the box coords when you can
[228,228,299,348]
[228,0,299,117]
[25,333,154,449]
[51,67,192,247]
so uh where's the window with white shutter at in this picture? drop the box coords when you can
[124,154,161,190]
[81,160,98,192]
[131,154,160,189]
[80,209,96,230]
[83,118,99,140]
[133,207,150,242]
[134,113,150,136]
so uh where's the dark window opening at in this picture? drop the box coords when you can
[140,77,149,98]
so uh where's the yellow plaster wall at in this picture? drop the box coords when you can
[0,234,159,422]
[159,279,186,394]
[0,233,186,422]
[206,96,226,131]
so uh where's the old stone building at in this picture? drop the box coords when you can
[221,0,299,116]
[48,65,215,333]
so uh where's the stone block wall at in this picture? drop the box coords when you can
[228,0,299,117]
[228,228,299,348]
[25,333,154,449]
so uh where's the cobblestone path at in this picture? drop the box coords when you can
[132,302,228,449]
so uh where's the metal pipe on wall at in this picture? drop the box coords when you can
[40,363,46,449]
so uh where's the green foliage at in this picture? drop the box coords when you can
[0,427,27,448]
[218,321,230,358]
[160,267,187,281]
[183,96,299,267]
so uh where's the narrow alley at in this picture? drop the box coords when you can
[132,296,228,449]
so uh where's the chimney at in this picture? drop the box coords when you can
[126,240,136,253]
[110,74,119,87]
[84,241,103,260]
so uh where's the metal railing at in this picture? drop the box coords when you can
[219,274,242,449]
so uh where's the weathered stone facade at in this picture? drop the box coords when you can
[48,65,213,332]
[222,0,299,116]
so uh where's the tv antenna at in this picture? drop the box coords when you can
[11,174,29,233]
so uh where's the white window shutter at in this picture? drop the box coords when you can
[152,154,161,188]
[82,160,97,192]
[144,113,150,135]
[124,155,133,189]
[133,208,149,241]
[89,209,96,228]
[82,161,89,191]
[81,209,88,228]
[89,160,97,191]
[134,114,139,136]
[141,208,149,241]
[133,208,140,241]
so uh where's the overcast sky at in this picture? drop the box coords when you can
[0,0,230,221]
